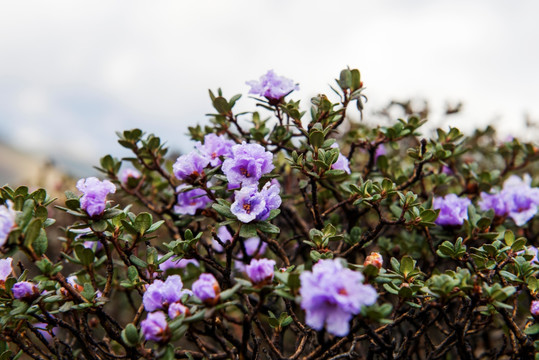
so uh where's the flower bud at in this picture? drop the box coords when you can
[168,302,189,319]
[192,273,220,306]
[141,311,170,343]
[364,252,383,270]
[245,258,275,286]
[12,281,39,300]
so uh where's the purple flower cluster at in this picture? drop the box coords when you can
[192,273,220,306]
[479,175,539,226]
[0,258,13,282]
[173,133,235,182]
[230,180,282,223]
[432,194,471,226]
[143,275,191,312]
[222,143,274,188]
[245,258,275,285]
[141,311,170,343]
[246,70,299,102]
[174,184,212,216]
[76,177,116,217]
[0,201,16,247]
[141,275,192,342]
[300,259,377,336]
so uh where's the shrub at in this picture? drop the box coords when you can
[1,68,539,359]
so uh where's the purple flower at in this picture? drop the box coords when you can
[300,259,377,336]
[256,180,282,221]
[195,133,235,167]
[12,281,38,299]
[74,227,104,252]
[480,175,539,226]
[76,177,116,217]
[478,192,507,217]
[330,144,351,174]
[0,201,16,247]
[159,256,199,272]
[192,273,220,306]
[245,258,275,285]
[174,185,212,216]
[119,168,141,184]
[143,275,191,312]
[532,300,539,316]
[234,237,268,273]
[230,182,282,223]
[168,302,189,319]
[441,165,453,175]
[244,237,267,257]
[231,186,267,223]
[33,322,57,342]
[212,227,233,252]
[433,194,471,226]
[374,145,387,162]
[83,240,103,252]
[222,142,274,187]
[141,311,170,343]
[0,258,13,282]
[173,151,210,181]
[246,70,299,102]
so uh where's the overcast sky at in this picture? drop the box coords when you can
[0,1,538,175]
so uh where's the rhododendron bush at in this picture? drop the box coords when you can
[1,68,539,359]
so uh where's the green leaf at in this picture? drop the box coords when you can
[239,224,257,238]
[504,230,515,246]
[212,203,236,219]
[127,266,139,282]
[81,283,96,301]
[25,218,42,247]
[256,221,280,234]
[309,131,325,148]
[213,97,230,114]
[525,324,539,335]
[134,213,153,234]
[33,229,48,256]
[129,255,148,268]
[121,323,140,346]
[75,245,95,266]
[146,220,165,234]
[400,256,415,277]
[91,220,108,232]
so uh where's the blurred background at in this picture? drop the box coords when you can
[1,0,538,187]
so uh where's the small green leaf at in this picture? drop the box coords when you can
[134,213,152,234]
[400,256,415,277]
[25,219,42,247]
